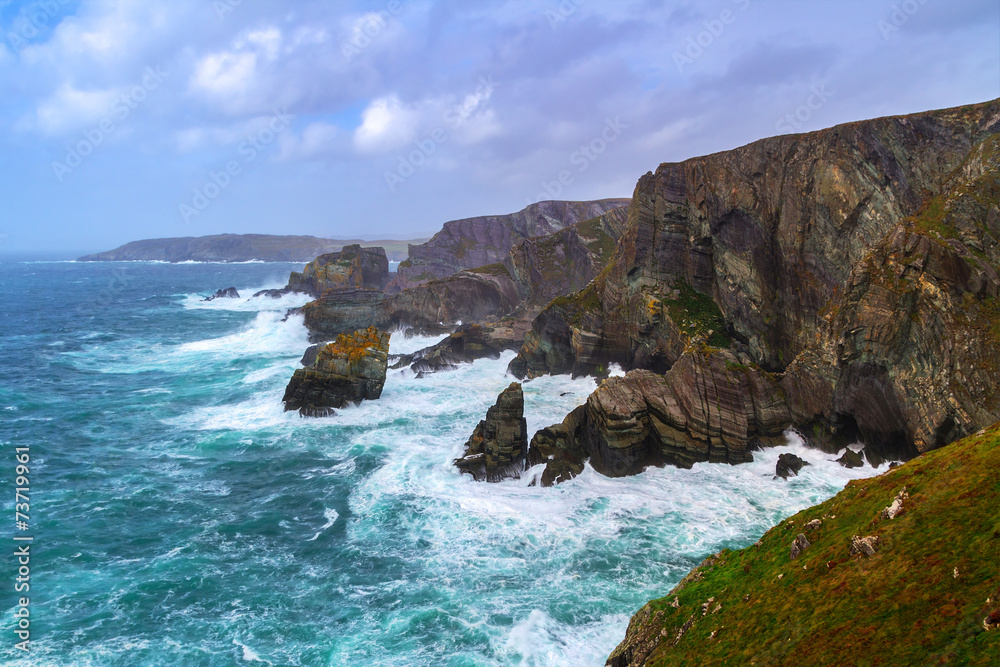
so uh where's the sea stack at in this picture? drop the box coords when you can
[454,382,529,482]
[282,326,390,417]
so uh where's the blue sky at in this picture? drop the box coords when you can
[0,0,997,256]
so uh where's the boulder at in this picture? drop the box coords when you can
[282,327,390,416]
[204,287,239,301]
[789,533,811,560]
[849,535,881,558]
[775,453,809,480]
[454,382,529,482]
[836,448,865,469]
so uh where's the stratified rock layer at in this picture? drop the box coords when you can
[282,327,390,416]
[511,100,1000,479]
[454,383,528,482]
[288,244,389,296]
[390,199,629,291]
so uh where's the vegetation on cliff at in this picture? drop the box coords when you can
[607,421,1000,667]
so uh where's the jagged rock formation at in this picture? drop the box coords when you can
[509,100,1000,479]
[525,349,802,485]
[287,244,389,296]
[77,233,423,262]
[204,287,239,301]
[389,199,629,292]
[282,327,390,416]
[453,383,528,482]
[606,422,1000,667]
[775,453,809,479]
[390,322,527,375]
[298,207,630,344]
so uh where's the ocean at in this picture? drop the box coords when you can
[0,261,885,666]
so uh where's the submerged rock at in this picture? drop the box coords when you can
[454,382,528,482]
[252,288,291,299]
[204,286,239,301]
[282,327,390,416]
[776,453,809,480]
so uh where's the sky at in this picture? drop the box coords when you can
[0,0,997,257]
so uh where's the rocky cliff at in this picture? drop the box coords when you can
[389,199,629,291]
[287,244,389,296]
[299,207,631,348]
[605,421,1000,666]
[510,100,1000,472]
[78,234,423,262]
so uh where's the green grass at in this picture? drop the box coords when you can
[466,262,511,277]
[663,280,732,348]
[612,422,1000,666]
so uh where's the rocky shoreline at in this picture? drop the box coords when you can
[227,102,995,665]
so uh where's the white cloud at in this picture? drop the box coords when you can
[353,96,420,153]
[236,27,282,61]
[27,83,122,135]
[191,51,257,97]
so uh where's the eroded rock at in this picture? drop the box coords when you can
[282,327,390,416]
[204,287,239,301]
[776,453,809,480]
[454,382,529,482]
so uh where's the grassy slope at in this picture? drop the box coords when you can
[612,422,1000,666]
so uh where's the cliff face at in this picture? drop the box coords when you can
[512,100,1000,461]
[606,421,1000,666]
[300,207,631,344]
[389,199,629,291]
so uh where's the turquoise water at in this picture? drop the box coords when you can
[0,261,884,666]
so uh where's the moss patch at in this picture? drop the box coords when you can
[663,280,731,348]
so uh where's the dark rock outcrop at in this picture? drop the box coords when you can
[390,199,629,292]
[204,287,239,301]
[287,244,389,297]
[836,449,865,468]
[282,327,390,416]
[775,453,809,479]
[390,322,526,375]
[252,288,291,299]
[454,383,529,482]
[525,348,807,485]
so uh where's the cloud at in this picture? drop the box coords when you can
[353,95,420,153]
[26,83,121,135]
